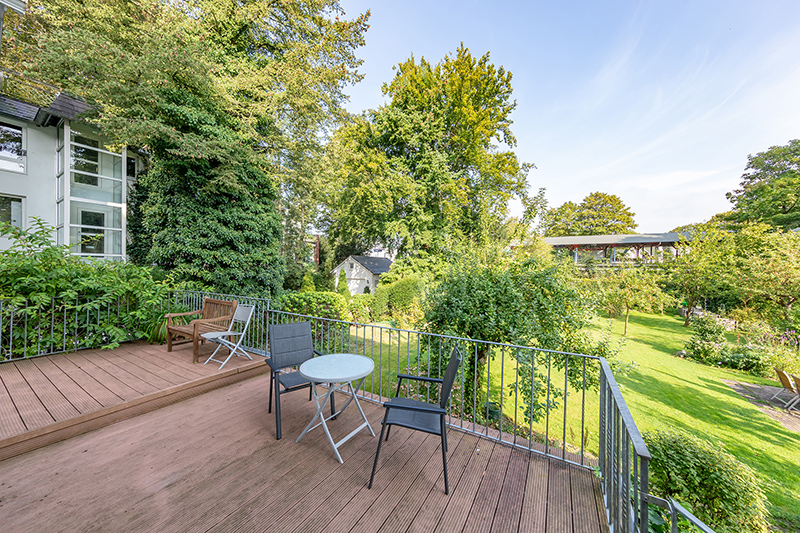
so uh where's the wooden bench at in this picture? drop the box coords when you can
[165,298,238,363]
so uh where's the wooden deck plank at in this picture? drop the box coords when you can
[571,464,605,533]
[68,349,161,395]
[489,447,530,532]
[403,431,480,533]
[374,429,468,533]
[127,343,210,379]
[546,460,573,533]
[519,451,549,533]
[62,351,143,401]
[31,356,103,414]
[0,361,54,430]
[462,441,514,533]
[0,374,27,438]
[312,427,432,532]
[92,348,183,389]
[46,353,124,408]
[13,359,80,422]
[433,437,496,532]
[350,428,454,533]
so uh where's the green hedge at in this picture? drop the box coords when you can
[276,291,351,321]
[372,276,425,319]
[644,430,769,533]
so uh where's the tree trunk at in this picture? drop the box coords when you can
[624,306,630,336]
[684,297,696,327]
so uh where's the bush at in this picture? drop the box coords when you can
[349,294,373,324]
[275,291,351,321]
[718,345,771,376]
[371,276,425,320]
[644,430,769,533]
[299,272,316,293]
[684,315,726,363]
[336,269,350,299]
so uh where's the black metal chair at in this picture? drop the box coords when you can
[266,321,334,440]
[369,347,462,494]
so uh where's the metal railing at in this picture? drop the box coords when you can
[0,289,715,533]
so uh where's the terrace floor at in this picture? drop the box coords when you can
[0,342,609,532]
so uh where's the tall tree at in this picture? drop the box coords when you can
[665,224,735,326]
[5,0,368,295]
[543,192,637,236]
[726,139,800,230]
[324,44,532,256]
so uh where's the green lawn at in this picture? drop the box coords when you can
[593,311,800,529]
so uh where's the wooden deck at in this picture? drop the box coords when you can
[0,343,609,532]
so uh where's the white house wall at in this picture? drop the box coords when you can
[333,260,378,295]
[0,118,57,249]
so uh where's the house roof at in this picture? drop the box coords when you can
[545,232,691,248]
[0,92,90,127]
[335,255,393,275]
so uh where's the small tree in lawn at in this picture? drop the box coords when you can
[337,269,351,299]
[611,265,673,335]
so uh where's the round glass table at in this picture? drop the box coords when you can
[297,353,375,463]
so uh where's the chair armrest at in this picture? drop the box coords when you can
[313,349,323,357]
[189,314,233,328]
[165,310,202,319]
[384,400,446,415]
[397,373,443,384]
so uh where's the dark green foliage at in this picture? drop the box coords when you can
[717,346,771,376]
[372,283,390,318]
[0,220,179,357]
[370,276,425,320]
[276,291,351,322]
[644,430,769,533]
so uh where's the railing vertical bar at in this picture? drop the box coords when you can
[562,354,569,460]
[581,357,587,465]
[545,350,551,456]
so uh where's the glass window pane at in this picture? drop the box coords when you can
[70,201,122,229]
[0,196,22,227]
[70,174,122,203]
[0,122,23,160]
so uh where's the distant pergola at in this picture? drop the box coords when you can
[544,232,691,263]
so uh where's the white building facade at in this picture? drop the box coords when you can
[0,93,142,260]
[331,255,393,295]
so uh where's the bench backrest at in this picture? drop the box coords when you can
[201,298,238,320]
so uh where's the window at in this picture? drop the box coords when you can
[71,134,100,186]
[0,122,25,173]
[80,210,105,255]
[0,196,22,227]
[349,262,354,270]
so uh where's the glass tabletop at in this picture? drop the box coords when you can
[299,353,375,383]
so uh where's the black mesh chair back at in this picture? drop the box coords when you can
[440,347,462,409]
[269,321,314,370]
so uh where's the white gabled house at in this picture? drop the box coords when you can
[0,88,144,261]
[331,255,393,295]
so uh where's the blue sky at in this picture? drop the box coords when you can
[338,0,800,232]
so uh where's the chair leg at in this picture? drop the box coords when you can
[275,374,283,440]
[166,330,173,352]
[369,411,389,489]
[441,416,449,495]
[268,370,274,414]
[385,424,392,441]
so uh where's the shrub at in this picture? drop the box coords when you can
[299,272,316,293]
[684,315,726,363]
[336,269,350,299]
[371,276,425,320]
[718,345,771,376]
[644,430,769,533]
[275,291,351,321]
[349,294,373,324]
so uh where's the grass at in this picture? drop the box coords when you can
[592,310,800,530]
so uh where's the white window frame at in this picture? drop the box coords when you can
[0,194,23,228]
[0,119,27,174]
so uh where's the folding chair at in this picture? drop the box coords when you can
[770,368,799,408]
[202,304,255,370]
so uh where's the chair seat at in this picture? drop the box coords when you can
[277,369,310,390]
[384,397,443,435]
[201,331,243,342]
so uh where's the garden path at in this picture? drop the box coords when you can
[723,380,800,433]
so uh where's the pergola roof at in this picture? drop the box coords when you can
[545,232,691,248]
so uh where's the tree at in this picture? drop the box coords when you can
[5,0,369,296]
[337,269,350,298]
[738,228,800,325]
[726,139,800,230]
[664,224,735,326]
[324,44,532,256]
[543,192,637,236]
[595,265,673,335]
